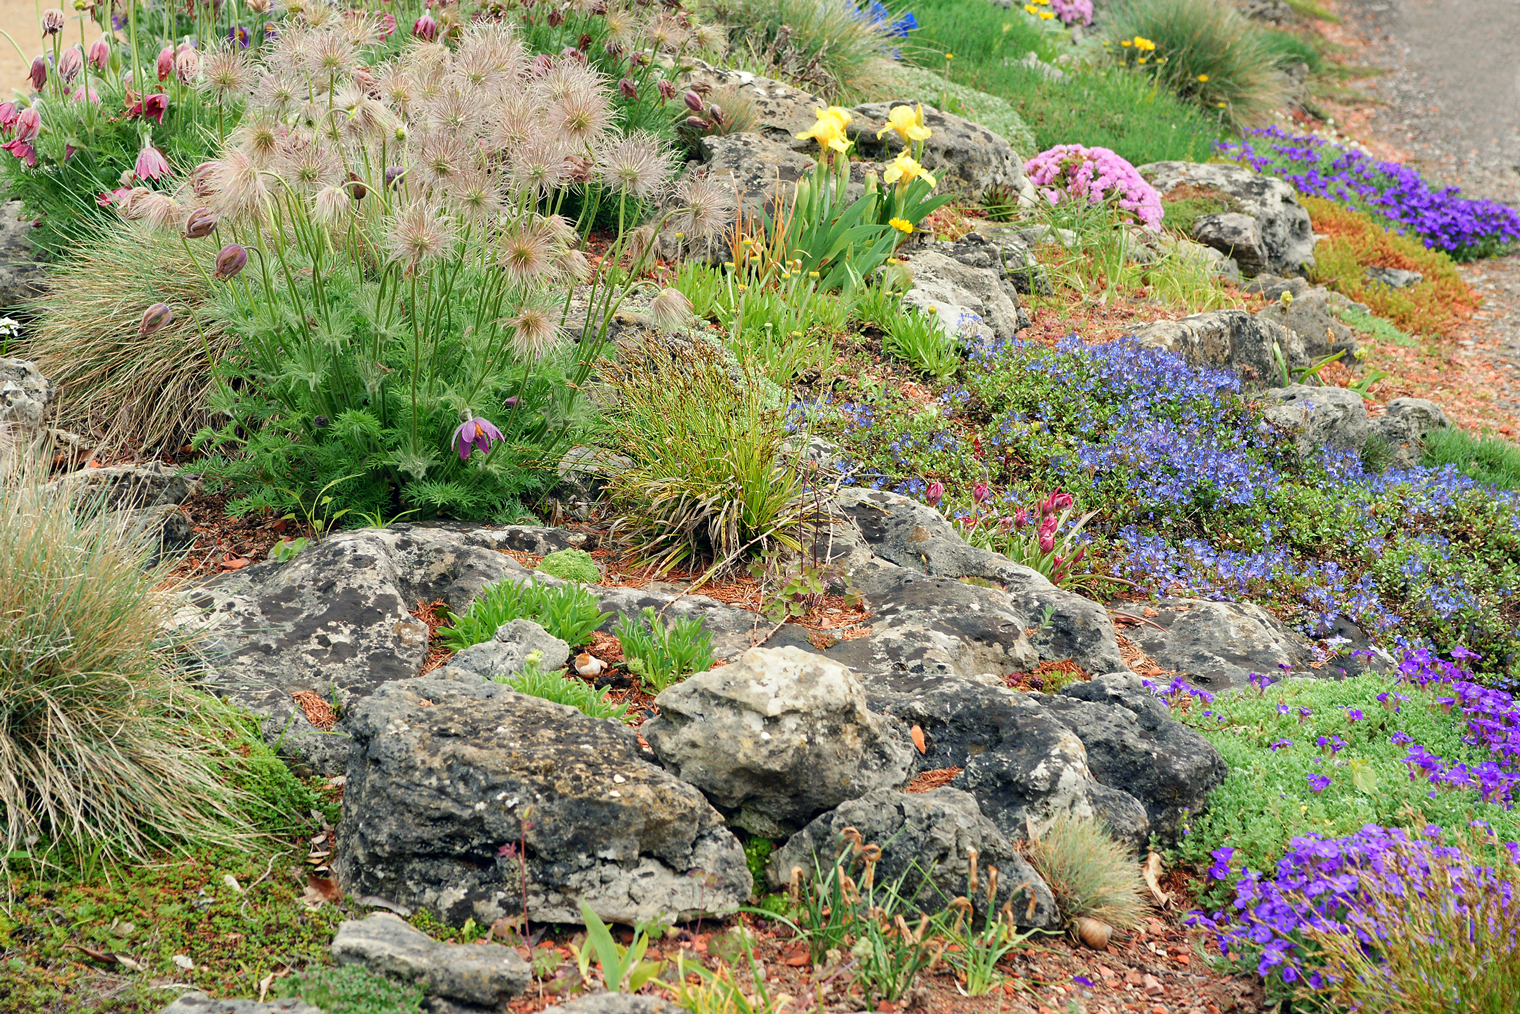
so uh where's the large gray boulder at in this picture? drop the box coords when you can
[695,132,815,221]
[0,200,45,310]
[1374,397,1449,468]
[1138,162,1316,277]
[177,525,579,774]
[864,672,1225,852]
[46,460,198,509]
[331,913,530,1007]
[642,646,916,837]
[332,670,751,927]
[901,234,1032,339]
[1250,282,1361,362]
[1263,384,1372,454]
[845,101,1034,204]
[1131,308,1304,388]
[833,489,1128,675]
[0,357,53,427]
[767,788,1060,930]
[677,59,826,148]
[1114,598,1314,693]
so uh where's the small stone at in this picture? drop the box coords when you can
[331,912,530,1006]
[157,993,323,1014]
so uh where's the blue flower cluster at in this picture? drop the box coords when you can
[1217,126,1520,258]
[856,1,918,39]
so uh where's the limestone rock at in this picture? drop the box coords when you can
[642,646,916,837]
[0,200,45,311]
[331,912,530,1006]
[1138,162,1316,276]
[0,357,53,427]
[1373,397,1450,468]
[47,460,199,509]
[845,102,1034,203]
[901,247,1027,341]
[1263,383,1372,453]
[1364,266,1423,289]
[448,619,571,680]
[677,59,826,148]
[696,132,815,221]
[768,788,1060,929]
[1114,598,1314,693]
[157,994,322,1014]
[1131,308,1304,388]
[1252,286,1359,361]
[332,671,751,926]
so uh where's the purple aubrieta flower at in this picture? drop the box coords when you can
[1307,773,1331,792]
[452,416,504,461]
[1209,846,1235,880]
[1346,709,1364,721]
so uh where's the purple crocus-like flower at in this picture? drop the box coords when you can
[227,25,252,49]
[973,481,991,504]
[453,417,504,461]
[413,11,438,41]
[135,141,170,181]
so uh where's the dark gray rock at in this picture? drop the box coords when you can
[696,132,815,221]
[331,913,530,1006]
[0,356,53,427]
[1373,397,1450,468]
[1242,273,1309,301]
[0,200,45,311]
[835,489,1127,675]
[539,996,681,1014]
[1131,308,1304,388]
[448,619,571,680]
[1113,598,1314,693]
[967,223,1052,294]
[48,460,198,509]
[1138,162,1316,276]
[643,646,916,837]
[767,787,1060,930]
[1191,212,1267,276]
[1049,674,1229,842]
[845,102,1031,203]
[1263,383,1372,453]
[125,504,197,567]
[1253,286,1360,362]
[332,670,751,927]
[1364,266,1424,289]
[556,445,633,503]
[158,994,323,1014]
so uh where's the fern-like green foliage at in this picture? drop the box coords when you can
[441,578,609,651]
[612,606,715,692]
[496,662,631,722]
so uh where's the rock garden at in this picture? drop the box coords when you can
[2,0,1519,1012]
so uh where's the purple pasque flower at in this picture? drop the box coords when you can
[227,24,252,49]
[453,416,504,461]
[135,140,170,181]
[925,480,944,506]
[413,11,438,41]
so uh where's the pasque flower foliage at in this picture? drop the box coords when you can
[1219,126,1520,259]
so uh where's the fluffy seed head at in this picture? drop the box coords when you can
[650,287,694,331]
[508,303,560,360]
[595,132,675,199]
[386,199,456,269]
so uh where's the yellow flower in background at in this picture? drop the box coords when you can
[944,53,954,60]
[882,151,937,189]
[1137,55,1147,62]
[889,217,913,234]
[1038,10,1055,17]
[1024,4,1038,13]
[1120,39,1132,46]
[1197,73,1209,82]
[878,104,932,144]
[1217,101,1227,107]
[1132,35,1156,51]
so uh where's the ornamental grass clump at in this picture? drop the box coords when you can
[161,20,710,523]
[706,0,898,101]
[1104,0,1289,128]
[0,468,254,863]
[600,334,826,575]
[1220,126,1520,259]
[1024,814,1146,934]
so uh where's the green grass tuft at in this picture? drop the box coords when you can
[274,963,425,1014]
[1422,428,1520,491]
[1024,815,1146,929]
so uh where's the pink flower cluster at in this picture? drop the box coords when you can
[1023,144,1163,231]
[1051,0,1093,26]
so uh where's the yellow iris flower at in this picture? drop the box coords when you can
[796,112,850,153]
[877,104,932,145]
[882,152,936,189]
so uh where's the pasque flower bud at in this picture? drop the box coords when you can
[213,243,248,279]
[140,302,173,337]
[184,207,218,238]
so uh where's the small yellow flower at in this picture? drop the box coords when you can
[1197,74,1209,82]
[1133,35,1156,51]
[809,270,820,278]
[1136,55,1147,62]
[1217,101,1227,107]
[886,257,901,265]
[1120,39,1132,46]
[926,305,938,313]
[883,151,937,189]
[877,104,932,144]
[674,231,685,240]
[889,217,913,234]
[944,53,954,60]
[1024,3,1037,12]
[1038,10,1054,17]
[723,261,735,268]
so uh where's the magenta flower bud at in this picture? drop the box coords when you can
[413,12,437,40]
[619,77,637,99]
[88,37,109,69]
[40,8,65,35]
[379,12,396,38]
[135,142,170,181]
[973,481,991,504]
[13,108,41,143]
[175,42,201,85]
[1013,506,1028,530]
[1038,530,1056,554]
[28,56,46,92]
[657,78,676,101]
[707,103,724,126]
[213,243,248,279]
[184,206,218,238]
[156,45,174,82]
[0,103,16,128]
[58,46,83,84]
[452,416,504,461]
[684,90,704,113]
[925,480,944,506]
[140,302,173,338]
[1040,490,1074,516]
